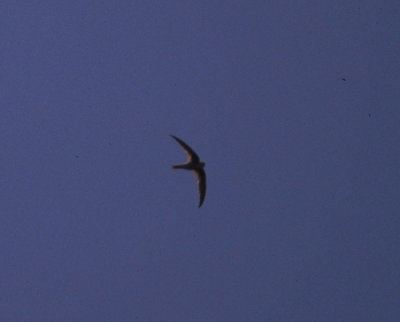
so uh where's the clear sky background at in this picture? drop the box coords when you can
[1,2,400,321]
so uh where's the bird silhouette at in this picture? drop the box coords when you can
[170,135,206,208]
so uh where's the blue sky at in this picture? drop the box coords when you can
[1,2,400,321]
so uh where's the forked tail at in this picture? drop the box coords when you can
[172,164,190,169]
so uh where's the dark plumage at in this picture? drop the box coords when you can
[171,135,206,208]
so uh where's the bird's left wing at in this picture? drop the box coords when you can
[170,135,200,163]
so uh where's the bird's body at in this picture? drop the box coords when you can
[172,162,205,171]
[170,135,206,208]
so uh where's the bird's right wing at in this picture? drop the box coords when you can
[195,169,206,208]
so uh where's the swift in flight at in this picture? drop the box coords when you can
[171,135,206,208]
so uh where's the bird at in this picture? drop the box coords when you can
[170,135,206,208]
